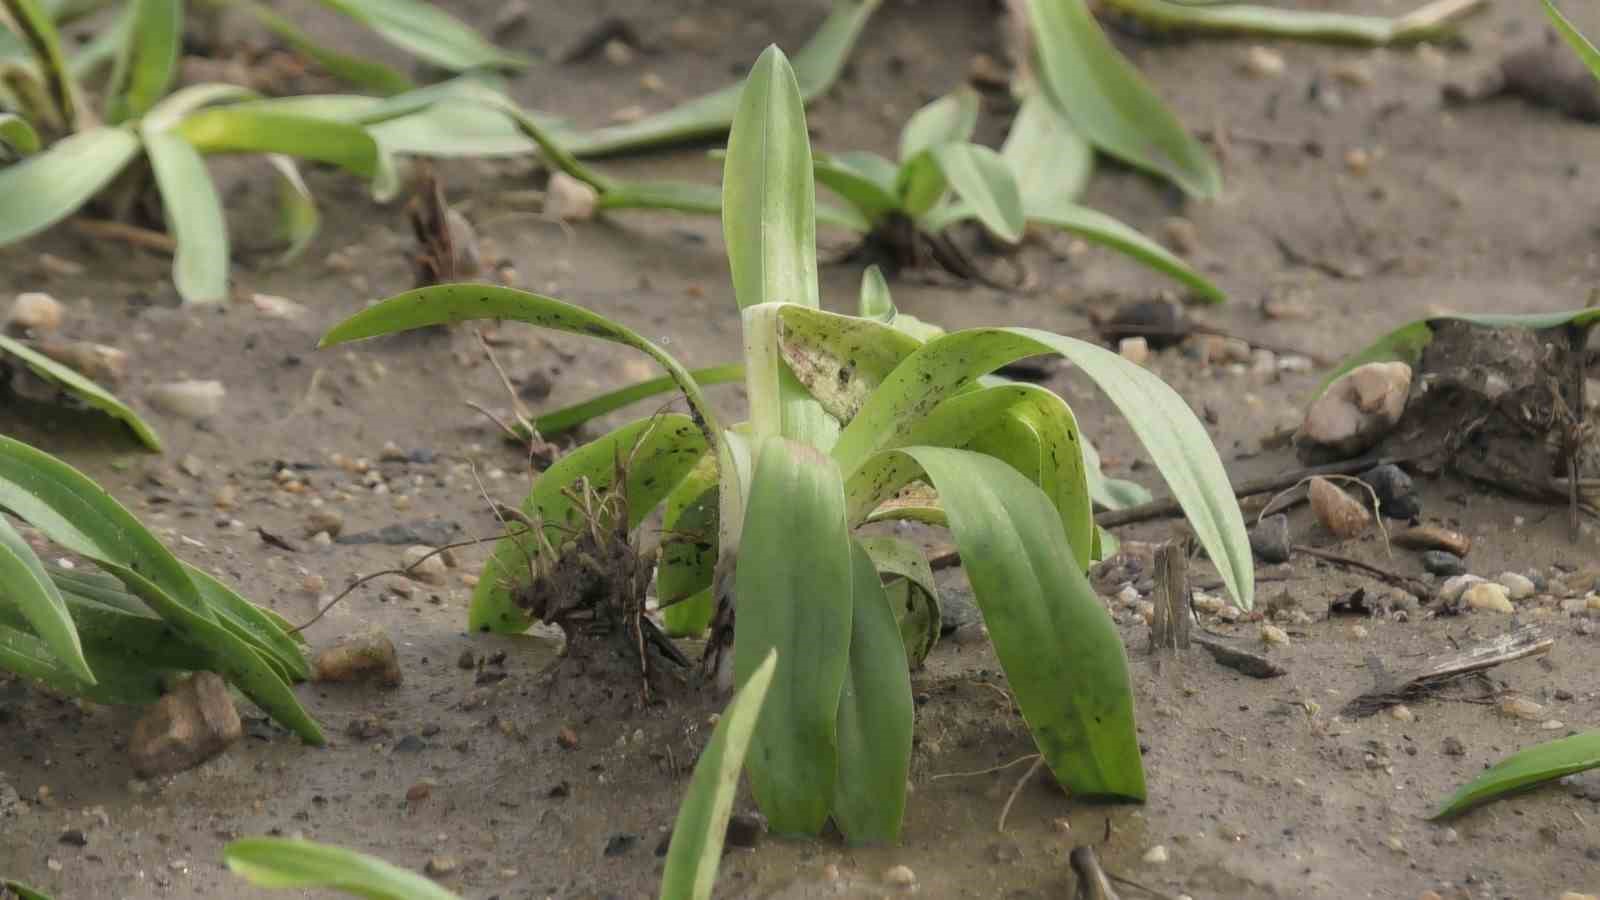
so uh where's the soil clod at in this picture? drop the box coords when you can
[128,673,243,778]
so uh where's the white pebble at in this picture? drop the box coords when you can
[148,380,225,420]
[1142,844,1169,864]
[8,291,63,332]
[1495,572,1535,601]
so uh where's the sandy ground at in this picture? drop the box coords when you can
[4,0,1600,897]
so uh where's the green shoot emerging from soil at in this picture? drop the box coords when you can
[320,45,1252,853]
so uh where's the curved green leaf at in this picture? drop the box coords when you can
[661,649,777,900]
[176,109,378,177]
[107,0,179,123]
[235,0,414,94]
[0,334,162,449]
[658,451,718,637]
[521,363,744,439]
[1029,0,1220,197]
[775,304,923,425]
[0,111,39,155]
[317,0,528,71]
[898,88,979,163]
[1433,730,1600,820]
[319,284,719,437]
[265,154,319,265]
[185,563,310,682]
[831,539,913,844]
[470,415,706,634]
[143,130,228,304]
[856,534,939,667]
[225,838,461,900]
[831,327,1252,610]
[143,82,258,133]
[734,437,852,835]
[1103,0,1485,45]
[0,513,92,683]
[2,877,52,900]
[930,142,1024,243]
[1545,0,1600,79]
[890,447,1145,799]
[814,153,900,226]
[895,151,947,219]
[1028,200,1226,303]
[3,0,76,127]
[1003,93,1092,211]
[723,46,819,311]
[564,0,881,157]
[857,264,893,320]
[0,127,139,245]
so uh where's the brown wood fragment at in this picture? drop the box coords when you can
[1341,625,1553,717]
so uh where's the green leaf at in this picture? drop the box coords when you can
[1082,433,1151,511]
[1003,93,1092,211]
[175,109,378,178]
[857,264,893,320]
[1433,730,1600,819]
[0,111,39,155]
[658,452,718,637]
[660,649,777,900]
[564,0,881,157]
[0,436,321,742]
[2,0,77,127]
[1,878,52,900]
[722,45,819,311]
[265,154,319,265]
[143,83,259,132]
[0,334,162,449]
[734,437,853,835]
[319,284,719,438]
[894,151,948,219]
[830,327,1252,610]
[1545,0,1600,80]
[1029,0,1221,198]
[225,838,462,900]
[1027,200,1226,303]
[929,143,1024,243]
[107,0,180,123]
[316,0,528,71]
[522,363,744,439]
[898,88,979,163]
[142,130,228,304]
[775,304,923,425]
[185,563,311,682]
[0,513,93,683]
[812,152,900,227]
[888,447,1145,799]
[857,535,940,667]
[234,0,414,95]
[1101,0,1486,46]
[831,539,913,844]
[470,415,706,634]
[0,127,140,245]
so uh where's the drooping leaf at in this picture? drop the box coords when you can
[897,88,979,163]
[1,878,51,900]
[733,437,853,835]
[1544,0,1600,80]
[831,539,913,844]
[225,838,462,900]
[316,0,529,71]
[1029,0,1221,197]
[774,304,923,425]
[0,127,139,245]
[0,334,162,449]
[723,45,819,312]
[142,130,229,304]
[1027,200,1226,303]
[1102,0,1487,46]
[830,327,1252,610]
[564,0,881,157]
[813,152,900,227]
[884,447,1145,799]
[106,0,180,123]
[0,513,93,684]
[928,142,1024,243]
[1003,93,1092,212]
[855,533,939,667]
[142,82,258,132]
[320,284,720,437]
[185,563,311,682]
[660,649,777,900]
[658,451,718,637]
[235,0,414,94]
[522,363,744,439]
[175,108,379,177]
[1433,730,1600,820]
[470,415,706,634]
[0,111,39,155]
[265,154,319,265]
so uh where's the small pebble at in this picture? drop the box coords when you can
[425,855,459,877]
[1496,572,1536,601]
[1389,704,1415,722]
[1309,477,1370,539]
[7,291,63,333]
[884,864,916,887]
[1421,551,1467,577]
[402,546,448,585]
[1249,513,1291,564]
[1118,336,1150,366]
[1395,524,1471,556]
[1142,845,1169,864]
[546,172,598,221]
[148,380,225,420]
[1360,464,1419,520]
[1463,582,1513,614]
[1439,574,1485,604]
[1259,624,1289,646]
[304,509,344,539]
[1499,696,1544,720]
[1162,218,1199,256]
[1242,45,1285,78]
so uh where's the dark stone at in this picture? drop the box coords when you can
[393,734,426,753]
[1441,735,1466,756]
[603,833,638,857]
[1361,464,1420,520]
[1249,513,1292,564]
[939,588,981,635]
[725,813,764,849]
[337,519,461,546]
[1422,550,1467,576]
[58,829,87,847]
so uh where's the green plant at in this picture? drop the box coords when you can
[320,46,1251,843]
[0,0,526,303]
[1432,729,1600,819]
[0,434,320,742]
[1544,0,1600,80]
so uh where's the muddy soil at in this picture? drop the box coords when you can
[4,1,1600,897]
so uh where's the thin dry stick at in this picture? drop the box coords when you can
[277,368,326,424]
[997,755,1045,833]
[70,217,178,254]
[930,752,1040,781]
[1292,544,1431,601]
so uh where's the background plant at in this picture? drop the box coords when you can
[320,45,1252,845]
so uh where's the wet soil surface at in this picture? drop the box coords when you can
[4,1,1600,897]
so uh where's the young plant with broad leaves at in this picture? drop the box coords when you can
[319,47,1252,845]
[0,0,525,303]
[0,435,321,743]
